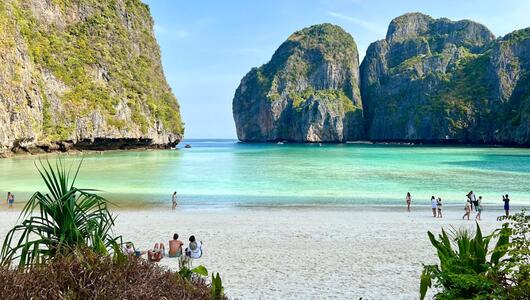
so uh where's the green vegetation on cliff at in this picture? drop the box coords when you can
[233,23,363,142]
[0,0,183,145]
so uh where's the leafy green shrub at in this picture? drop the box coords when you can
[211,272,225,300]
[421,211,530,299]
[0,159,122,268]
[177,255,225,300]
[497,210,530,299]
[420,223,508,299]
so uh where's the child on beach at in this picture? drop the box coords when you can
[436,197,443,218]
[475,196,483,220]
[430,196,437,217]
[406,192,411,212]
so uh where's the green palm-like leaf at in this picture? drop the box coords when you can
[1,159,122,268]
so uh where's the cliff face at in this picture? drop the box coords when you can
[360,13,530,145]
[360,13,495,142]
[233,24,363,142]
[486,29,530,144]
[0,0,183,155]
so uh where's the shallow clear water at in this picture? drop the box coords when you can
[1,140,529,207]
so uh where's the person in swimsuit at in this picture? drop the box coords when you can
[436,197,443,218]
[172,191,177,210]
[475,196,483,220]
[168,233,183,258]
[147,242,165,262]
[430,196,437,218]
[406,192,411,212]
[503,194,510,217]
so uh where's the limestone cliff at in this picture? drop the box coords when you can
[0,0,183,155]
[232,23,363,142]
[360,13,530,145]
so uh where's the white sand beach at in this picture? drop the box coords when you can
[0,205,507,299]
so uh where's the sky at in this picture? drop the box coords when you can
[142,0,530,139]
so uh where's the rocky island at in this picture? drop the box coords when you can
[0,0,183,156]
[234,13,530,145]
[233,24,363,142]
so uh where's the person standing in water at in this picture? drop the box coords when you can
[430,196,437,217]
[475,196,483,220]
[406,192,411,212]
[503,194,510,217]
[436,197,443,218]
[171,191,178,210]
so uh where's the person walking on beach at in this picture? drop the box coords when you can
[471,191,479,211]
[475,196,483,220]
[406,192,411,212]
[503,194,510,217]
[171,191,177,210]
[7,192,14,208]
[436,197,443,218]
[469,191,477,211]
[430,196,437,217]
[463,199,471,220]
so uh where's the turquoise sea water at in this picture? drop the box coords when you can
[0,140,529,207]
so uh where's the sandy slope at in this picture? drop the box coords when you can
[0,205,506,299]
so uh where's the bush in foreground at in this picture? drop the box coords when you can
[0,249,222,300]
[420,210,530,299]
[1,159,122,267]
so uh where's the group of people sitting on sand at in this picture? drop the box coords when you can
[124,233,202,262]
[406,190,512,220]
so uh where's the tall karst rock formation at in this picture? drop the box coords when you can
[0,0,183,155]
[234,13,530,145]
[233,23,363,142]
[361,12,530,145]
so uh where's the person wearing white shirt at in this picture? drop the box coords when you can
[430,196,437,218]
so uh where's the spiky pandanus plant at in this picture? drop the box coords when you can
[420,223,509,299]
[1,159,123,268]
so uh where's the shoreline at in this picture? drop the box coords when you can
[1,202,526,213]
[0,146,180,159]
[3,140,530,159]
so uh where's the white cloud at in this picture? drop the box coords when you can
[327,11,386,34]
[154,24,189,39]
